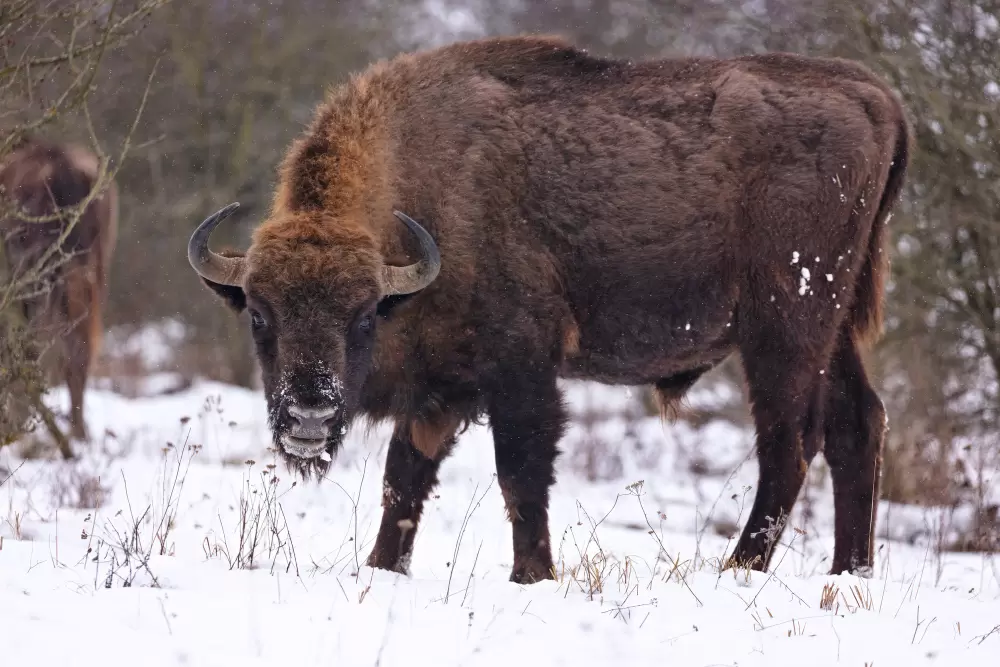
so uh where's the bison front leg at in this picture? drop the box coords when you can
[366,416,457,575]
[489,373,565,584]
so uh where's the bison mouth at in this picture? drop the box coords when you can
[269,404,348,481]
[274,430,343,480]
[280,434,331,460]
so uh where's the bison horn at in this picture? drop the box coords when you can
[380,211,441,296]
[187,202,247,287]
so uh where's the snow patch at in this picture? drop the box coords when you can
[799,267,812,296]
[0,377,995,666]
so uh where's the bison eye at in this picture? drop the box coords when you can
[358,313,374,334]
[250,310,266,330]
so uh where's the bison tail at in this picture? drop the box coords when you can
[850,109,911,348]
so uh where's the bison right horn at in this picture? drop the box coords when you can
[187,202,248,287]
[380,211,441,296]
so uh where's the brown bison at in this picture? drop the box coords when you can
[0,138,118,443]
[188,35,910,583]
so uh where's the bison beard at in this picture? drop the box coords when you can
[187,35,911,585]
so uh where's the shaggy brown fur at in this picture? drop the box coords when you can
[193,35,911,583]
[0,138,118,441]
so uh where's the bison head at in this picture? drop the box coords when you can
[187,203,440,478]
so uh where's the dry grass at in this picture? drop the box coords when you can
[84,436,200,588]
[553,491,651,602]
[443,474,494,605]
[552,481,707,609]
[202,461,300,575]
[848,580,875,611]
[819,581,839,610]
[48,465,109,509]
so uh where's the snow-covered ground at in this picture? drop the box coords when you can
[2,373,999,666]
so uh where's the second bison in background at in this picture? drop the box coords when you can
[187,35,910,583]
[1,138,118,445]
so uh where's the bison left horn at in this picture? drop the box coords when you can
[380,211,441,296]
[187,202,248,287]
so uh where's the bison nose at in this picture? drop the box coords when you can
[286,404,338,440]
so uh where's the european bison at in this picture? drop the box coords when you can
[0,138,119,443]
[188,36,910,582]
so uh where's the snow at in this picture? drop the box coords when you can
[101,317,189,370]
[2,377,999,666]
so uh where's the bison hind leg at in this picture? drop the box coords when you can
[822,331,886,577]
[725,312,838,572]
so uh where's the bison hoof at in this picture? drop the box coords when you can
[509,559,555,585]
[830,560,874,579]
[365,550,411,576]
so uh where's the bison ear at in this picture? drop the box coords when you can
[200,246,247,313]
[201,278,247,313]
